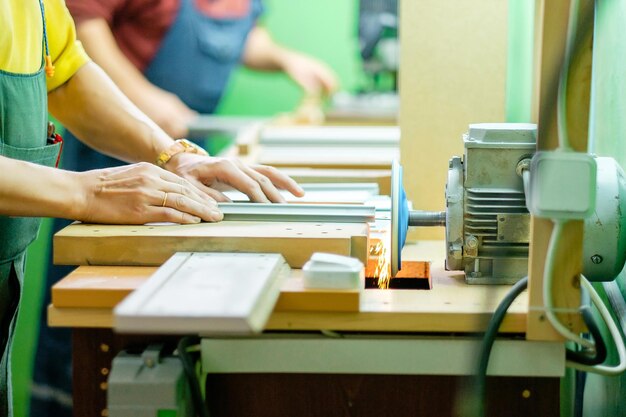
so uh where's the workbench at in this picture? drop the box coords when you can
[49,241,563,417]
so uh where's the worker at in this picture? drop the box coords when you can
[0,1,304,416]
[32,2,338,416]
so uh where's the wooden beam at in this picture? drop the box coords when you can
[53,221,369,268]
[526,0,594,340]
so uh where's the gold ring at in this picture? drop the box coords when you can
[162,192,169,207]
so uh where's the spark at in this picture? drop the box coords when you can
[371,241,391,289]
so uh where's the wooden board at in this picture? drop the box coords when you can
[399,0,508,240]
[51,266,360,313]
[53,221,369,268]
[49,241,529,334]
[526,0,592,340]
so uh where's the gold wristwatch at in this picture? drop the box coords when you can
[156,139,208,167]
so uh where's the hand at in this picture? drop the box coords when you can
[76,162,223,224]
[134,87,197,139]
[165,153,305,203]
[281,51,339,96]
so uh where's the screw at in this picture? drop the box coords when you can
[522,389,531,399]
[591,254,603,264]
[466,235,478,249]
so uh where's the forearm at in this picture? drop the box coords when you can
[76,18,159,104]
[0,156,83,218]
[48,62,174,164]
[242,26,290,71]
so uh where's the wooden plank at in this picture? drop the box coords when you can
[526,0,593,341]
[399,0,508,241]
[52,266,158,308]
[53,221,369,268]
[52,267,360,313]
[49,241,529,334]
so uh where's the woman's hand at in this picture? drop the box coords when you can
[164,153,305,203]
[75,162,223,224]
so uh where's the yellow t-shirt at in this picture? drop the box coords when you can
[0,0,90,91]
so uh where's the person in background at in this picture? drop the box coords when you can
[69,0,338,141]
[0,1,304,416]
[31,1,337,416]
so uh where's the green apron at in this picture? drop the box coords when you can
[0,40,62,417]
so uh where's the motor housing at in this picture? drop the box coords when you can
[445,123,536,284]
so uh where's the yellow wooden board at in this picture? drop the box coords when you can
[51,266,360,312]
[399,0,508,240]
[49,241,528,334]
[54,221,369,268]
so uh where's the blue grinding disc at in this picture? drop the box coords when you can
[391,160,410,276]
[399,175,409,260]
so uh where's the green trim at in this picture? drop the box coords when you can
[505,0,535,123]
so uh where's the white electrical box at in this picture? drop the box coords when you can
[528,151,597,220]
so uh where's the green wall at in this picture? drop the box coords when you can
[583,1,626,415]
[217,0,365,116]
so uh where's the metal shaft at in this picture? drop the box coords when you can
[408,210,446,227]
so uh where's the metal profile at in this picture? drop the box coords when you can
[218,203,376,223]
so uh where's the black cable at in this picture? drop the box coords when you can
[573,370,587,417]
[473,277,608,417]
[566,287,607,366]
[473,276,529,417]
[178,336,211,417]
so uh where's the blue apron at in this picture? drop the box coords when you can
[146,0,263,114]
[61,0,263,172]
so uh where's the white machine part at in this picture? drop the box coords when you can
[303,253,364,290]
[581,157,626,281]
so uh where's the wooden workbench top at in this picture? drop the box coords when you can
[48,241,528,333]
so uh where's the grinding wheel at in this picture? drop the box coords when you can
[390,160,409,277]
